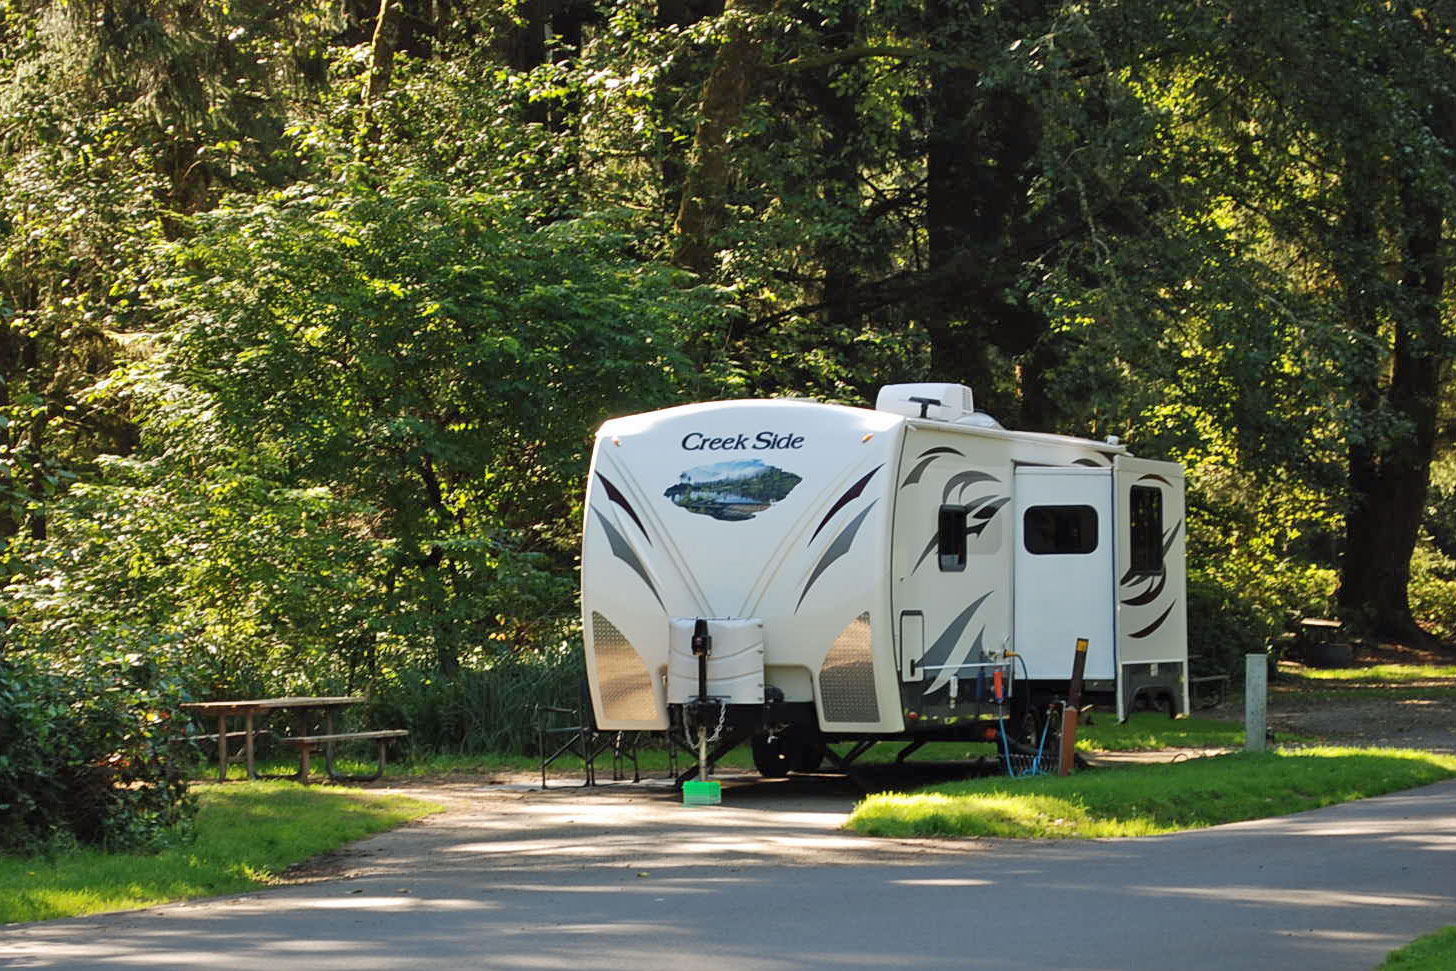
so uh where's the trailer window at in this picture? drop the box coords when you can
[1129,486,1164,574]
[938,505,967,571]
[1023,505,1098,555]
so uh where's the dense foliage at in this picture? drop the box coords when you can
[2,0,1455,847]
[0,648,194,852]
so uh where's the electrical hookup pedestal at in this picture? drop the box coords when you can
[683,618,724,806]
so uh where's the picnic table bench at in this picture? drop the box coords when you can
[280,729,410,785]
[180,697,406,784]
[1188,673,1229,708]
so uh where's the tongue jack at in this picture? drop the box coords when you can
[691,618,712,783]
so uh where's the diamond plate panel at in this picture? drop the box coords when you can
[819,612,880,723]
[591,612,658,722]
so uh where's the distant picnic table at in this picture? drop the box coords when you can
[181,696,406,784]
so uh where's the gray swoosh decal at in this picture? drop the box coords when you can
[942,470,999,504]
[902,455,941,488]
[1129,602,1175,639]
[901,448,967,487]
[796,500,879,611]
[918,593,993,694]
[595,472,650,545]
[912,532,940,575]
[1119,519,1186,585]
[1163,518,1184,555]
[923,629,987,698]
[972,496,1010,520]
[809,466,881,545]
[910,495,1010,574]
[1121,570,1167,606]
[591,505,664,609]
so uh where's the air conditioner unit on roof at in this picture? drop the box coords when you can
[875,383,975,422]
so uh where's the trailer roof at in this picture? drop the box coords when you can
[902,416,1128,455]
[596,397,1128,457]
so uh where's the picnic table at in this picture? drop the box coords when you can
[181,696,386,783]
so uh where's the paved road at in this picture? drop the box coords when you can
[4,774,1455,970]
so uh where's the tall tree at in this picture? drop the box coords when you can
[0,0,332,545]
[1198,1,1456,643]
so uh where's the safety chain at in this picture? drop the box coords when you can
[707,698,728,744]
[682,698,729,748]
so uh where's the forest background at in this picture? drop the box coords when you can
[3,0,1456,847]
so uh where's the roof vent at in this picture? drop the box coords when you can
[955,411,1004,430]
[875,383,975,422]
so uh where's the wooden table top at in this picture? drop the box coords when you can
[181,696,363,714]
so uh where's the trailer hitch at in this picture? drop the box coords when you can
[688,618,716,784]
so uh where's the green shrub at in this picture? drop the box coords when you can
[0,649,196,853]
[1185,571,1271,676]
[1409,543,1456,643]
[367,642,586,754]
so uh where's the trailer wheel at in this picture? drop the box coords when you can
[794,736,827,773]
[1010,697,1043,745]
[1016,706,1041,746]
[751,733,793,778]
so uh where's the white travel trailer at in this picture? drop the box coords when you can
[580,383,1188,777]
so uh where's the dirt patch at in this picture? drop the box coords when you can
[1214,643,1456,754]
[1266,689,1456,753]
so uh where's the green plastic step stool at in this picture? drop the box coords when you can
[683,780,721,806]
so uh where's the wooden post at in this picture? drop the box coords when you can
[244,711,256,780]
[216,714,229,782]
[1058,638,1089,776]
[1245,653,1268,752]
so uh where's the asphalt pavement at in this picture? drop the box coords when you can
[3,773,1454,970]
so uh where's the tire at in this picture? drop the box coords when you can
[751,733,793,778]
[1009,696,1042,745]
[794,735,827,773]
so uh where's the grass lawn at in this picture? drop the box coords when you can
[1075,712,1248,750]
[198,711,1249,783]
[194,746,760,781]
[1287,663,1456,683]
[1272,662,1456,702]
[1380,926,1456,970]
[846,746,1456,839]
[0,783,441,924]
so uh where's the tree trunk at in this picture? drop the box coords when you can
[921,0,986,388]
[672,0,770,277]
[922,0,1050,408]
[799,4,863,341]
[358,0,403,160]
[495,0,548,70]
[655,0,726,224]
[1337,173,1445,646]
[0,321,17,540]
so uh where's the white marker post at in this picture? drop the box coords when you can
[1245,653,1268,752]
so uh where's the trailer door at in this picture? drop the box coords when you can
[1012,467,1115,681]
[1112,456,1189,719]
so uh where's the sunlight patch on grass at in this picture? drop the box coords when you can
[850,791,1162,839]
[1272,684,1456,702]
[1,783,441,924]
[847,747,1456,840]
[1290,664,1456,683]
